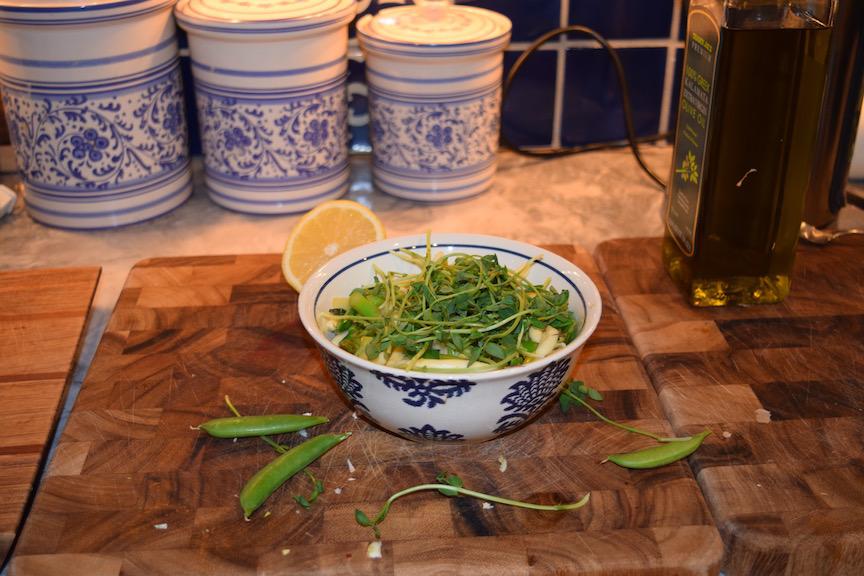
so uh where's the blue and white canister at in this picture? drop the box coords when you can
[0,0,192,229]
[357,3,511,202]
[175,0,356,214]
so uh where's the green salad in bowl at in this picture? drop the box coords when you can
[317,237,580,373]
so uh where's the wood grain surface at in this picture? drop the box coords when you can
[10,248,723,576]
[595,237,864,575]
[0,267,100,564]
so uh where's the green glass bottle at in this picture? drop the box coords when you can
[663,0,835,306]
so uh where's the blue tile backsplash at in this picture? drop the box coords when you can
[569,0,674,40]
[501,50,558,146]
[562,47,667,145]
[179,0,686,154]
[466,0,560,43]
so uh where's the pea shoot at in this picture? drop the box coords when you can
[320,237,581,372]
[560,381,710,468]
[355,472,590,539]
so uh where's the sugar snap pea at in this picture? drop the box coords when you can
[198,414,328,438]
[606,429,711,469]
[240,432,351,519]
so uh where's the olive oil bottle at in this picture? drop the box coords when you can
[663,0,834,306]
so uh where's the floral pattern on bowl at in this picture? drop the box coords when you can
[370,370,476,408]
[494,357,572,434]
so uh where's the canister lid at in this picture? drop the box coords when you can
[0,0,172,25]
[175,0,356,33]
[357,4,510,52]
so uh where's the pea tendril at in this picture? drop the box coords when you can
[294,469,325,509]
[559,383,686,443]
[355,472,590,539]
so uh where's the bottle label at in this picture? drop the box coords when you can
[665,8,721,256]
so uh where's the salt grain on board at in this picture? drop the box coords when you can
[755,408,772,423]
[498,455,508,473]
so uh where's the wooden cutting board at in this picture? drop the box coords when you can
[10,248,723,576]
[595,237,864,575]
[0,267,100,565]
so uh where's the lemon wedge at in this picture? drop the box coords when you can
[281,200,385,292]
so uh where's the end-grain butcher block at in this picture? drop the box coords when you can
[0,267,100,564]
[10,248,722,575]
[596,237,864,576]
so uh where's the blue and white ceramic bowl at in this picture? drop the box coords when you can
[298,234,602,442]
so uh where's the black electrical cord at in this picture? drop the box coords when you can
[501,25,669,190]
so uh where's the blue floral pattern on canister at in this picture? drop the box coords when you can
[196,84,348,183]
[399,424,464,442]
[322,350,368,411]
[370,370,476,408]
[369,89,500,174]
[1,64,188,191]
[493,357,573,434]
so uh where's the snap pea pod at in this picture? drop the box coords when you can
[240,432,351,519]
[606,430,711,469]
[198,414,328,438]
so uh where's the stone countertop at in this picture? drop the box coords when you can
[1,146,862,445]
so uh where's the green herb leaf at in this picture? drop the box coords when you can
[559,393,572,413]
[484,342,507,360]
[355,509,373,526]
[435,472,464,496]
[451,332,464,351]
[365,341,381,360]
